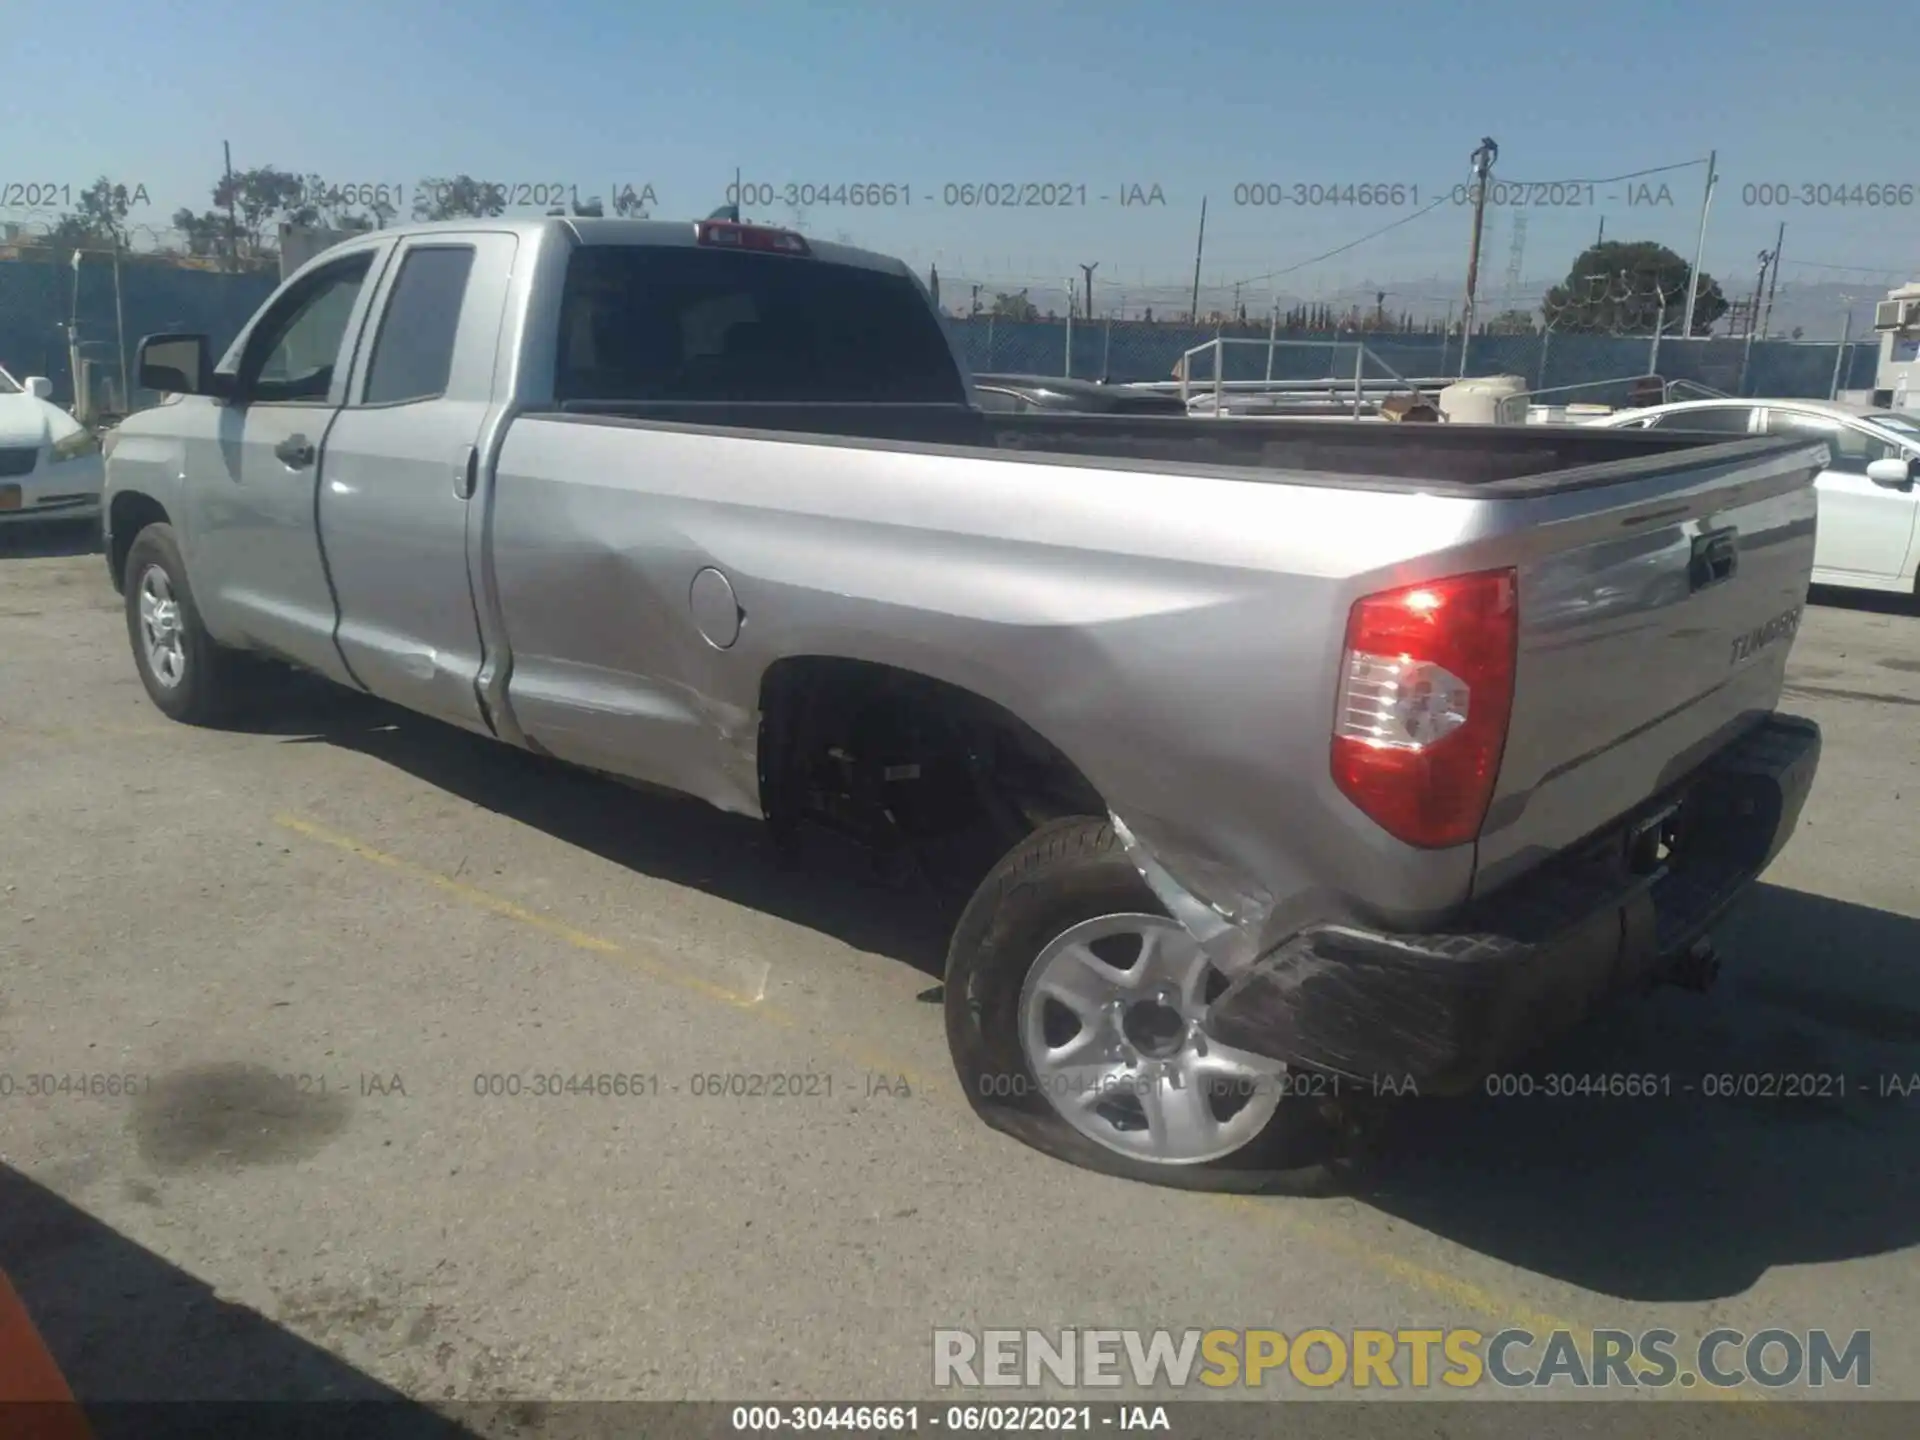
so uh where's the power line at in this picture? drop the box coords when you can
[1229,193,1451,289]
[1495,158,1709,186]
[1777,258,1909,275]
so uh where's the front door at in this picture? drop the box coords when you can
[198,246,389,678]
[1761,409,1919,581]
[318,233,518,731]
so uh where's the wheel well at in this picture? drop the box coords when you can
[756,657,1106,890]
[108,492,171,593]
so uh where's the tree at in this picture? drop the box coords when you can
[75,177,134,249]
[1540,240,1726,335]
[26,176,135,261]
[990,290,1038,322]
[212,165,313,259]
[170,207,230,258]
[612,185,653,218]
[412,175,507,222]
[328,194,399,231]
[1485,308,1538,335]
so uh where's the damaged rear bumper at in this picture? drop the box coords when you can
[1203,713,1821,1095]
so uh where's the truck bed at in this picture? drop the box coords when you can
[545,401,1806,495]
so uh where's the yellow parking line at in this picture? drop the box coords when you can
[275,810,1795,1414]
[272,812,939,1091]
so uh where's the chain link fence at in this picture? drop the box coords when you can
[943,313,1880,399]
[0,208,1887,414]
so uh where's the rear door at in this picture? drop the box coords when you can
[318,232,518,731]
[1759,408,1919,583]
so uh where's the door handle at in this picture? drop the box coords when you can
[1689,527,1739,592]
[275,434,316,468]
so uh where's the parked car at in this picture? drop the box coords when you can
[0,365,106,525]
[970,373,1189,415]
[1595,398,1920,596]
[104,217,1822,1191]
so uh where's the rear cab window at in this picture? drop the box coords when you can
[362,246,477,405]
[553,244,965,404]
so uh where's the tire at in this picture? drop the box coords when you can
[123,522,247,726]
[944,816,1384,1194]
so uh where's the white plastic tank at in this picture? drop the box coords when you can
[1438,375,1528,425]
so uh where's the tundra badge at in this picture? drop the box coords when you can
[1730,606,1802,665]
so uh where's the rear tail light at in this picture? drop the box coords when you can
[1331,568,1518,849]
[693,220,811,256]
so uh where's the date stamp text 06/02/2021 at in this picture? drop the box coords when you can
[724,181,1167,210]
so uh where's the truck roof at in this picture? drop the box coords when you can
[358,216,914,277]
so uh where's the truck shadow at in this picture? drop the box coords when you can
[249,676,958,978]
[234,678,1920,1303]
[1364,882,1920,1302]
[0,1163,483,1436]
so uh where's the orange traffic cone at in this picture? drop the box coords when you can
[0,1269,93,1440]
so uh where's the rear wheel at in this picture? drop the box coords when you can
[944,817,1381,1193]
[123,523,247,726]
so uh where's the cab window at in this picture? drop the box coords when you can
[1763,411,1899,475]
[1648,405,1753,433]
[239,253,375,404]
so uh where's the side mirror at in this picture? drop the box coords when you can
[1865,456,1917,488]
[136,333,225,398]
[24,376,54,401]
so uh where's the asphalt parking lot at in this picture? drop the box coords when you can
[2,518,1917,1427]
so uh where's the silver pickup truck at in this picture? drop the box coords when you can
[103,217,1823,1192]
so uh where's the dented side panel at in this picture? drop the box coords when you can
[483,411,1490,930]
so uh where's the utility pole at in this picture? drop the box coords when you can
[1596,215,1605,247]
[1079,261,1099,321]
[113,233,129,413]
[1749,247,1773,330]
[1761,221,1785,338]
[1829,306,1853,400]
[67,248,82,413]
[222,140,240,272]
[1188,197,1207,322]
[1459,136,1499,376]
[1681,149,1718,339]
[970,283,982,318]
[1738,246,1773,392]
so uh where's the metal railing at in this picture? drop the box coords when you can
[1662,378,1731,403]
[1173,337,1425,418]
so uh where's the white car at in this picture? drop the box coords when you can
[1595,398,1920,596]
[0,365,106,526]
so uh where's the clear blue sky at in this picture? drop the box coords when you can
[6,0,1915,312]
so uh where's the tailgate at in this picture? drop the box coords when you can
[1473,437,1825,894]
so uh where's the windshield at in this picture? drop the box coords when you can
[0,367,19,395]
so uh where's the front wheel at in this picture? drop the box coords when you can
[943,816,1382,1193]
[123,522,246,726]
